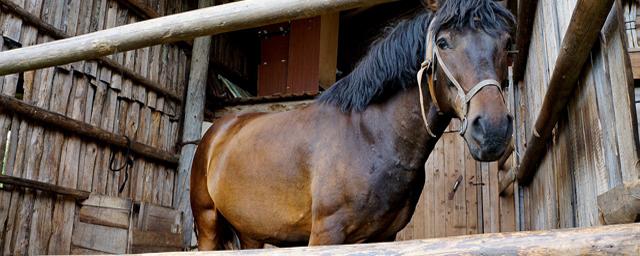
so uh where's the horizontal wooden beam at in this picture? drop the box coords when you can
[0,0,395,76]
[0,94,180,167]
[598,181,640,225]
[0,0,183,102]
[512,0,539,81]
[0,174,91,200]
[499,0,615,193]
[154,223,640,255]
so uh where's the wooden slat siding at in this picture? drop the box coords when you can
[425,148,436,238]
[140,105,155,202]
[102,87,121,197]
[541,0,558,231]
[161,114,173,207]
[490,162,501,233]
[126,107,143,201]
[76,0,97,193]
[604,3,640,183]
[150,111,163,204]
[72,221,128,254]
[0,0,22,174]
[539,0,561,231]
[433,139,446,238]
[4,1,32,253]
[500,71,516,233]
[156,41,173,207]
[582,63,609,194]
[168,123,179,204]
[521,0,545,231]
[573,65,599,227]
[592,42,622,188]
[498,166,516,232]
[554,115,576,229]
[0,0,183,102]
[444,134,464,236]
[464,147,479,235]
[14,4,47,254]
[89,80,110,194]
[87,0,108,196]
[45,2,79,249]
[0,1,24,253]
[103,2,121,198]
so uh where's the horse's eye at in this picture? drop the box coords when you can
[436,38,451,49]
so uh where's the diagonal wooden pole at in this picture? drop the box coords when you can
[175,0,213,248]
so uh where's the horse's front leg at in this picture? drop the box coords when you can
[308,213,349,245]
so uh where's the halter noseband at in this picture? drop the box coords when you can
[416,24,506,138]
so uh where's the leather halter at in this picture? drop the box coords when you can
[416,24,505,138]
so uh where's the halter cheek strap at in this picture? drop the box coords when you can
[416,27,506,138]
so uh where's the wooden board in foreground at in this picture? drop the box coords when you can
[144,223,640,255]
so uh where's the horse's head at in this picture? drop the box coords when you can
[421,0,515,161]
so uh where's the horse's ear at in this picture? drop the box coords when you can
[423,0,447,11]
[422,0,438,11]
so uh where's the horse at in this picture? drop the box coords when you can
[191,0,515,250]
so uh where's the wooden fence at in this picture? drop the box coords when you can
[0,0,190,254]
[503,0,639,230]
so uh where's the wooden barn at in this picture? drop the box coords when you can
[0,0,638,255]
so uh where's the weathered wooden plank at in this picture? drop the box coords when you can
[597,181,640,225]
[174,9,211,242]
[81,194,132,210]
[153,224,640,256]
[603,4,640,184]
[0,0,183,102]
[444,134,465,236]
[79,205,130,229]
[130,229,183,253]
[0,174,90,200]
[0,93,180,165]
[71,221,128,254]
[433,139,446,238]
[502,0,616,189]
[138,202,182,233]
[89,80,110,194]
[464,147,478,235]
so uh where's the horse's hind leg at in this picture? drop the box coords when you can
[193,208,226,250]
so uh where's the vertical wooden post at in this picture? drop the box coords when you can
[175,0,213,249]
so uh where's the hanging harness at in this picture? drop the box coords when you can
[416,23,506,137]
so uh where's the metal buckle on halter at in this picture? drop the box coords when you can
[459,117,468,136]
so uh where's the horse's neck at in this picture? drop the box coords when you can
[363,86,452,170]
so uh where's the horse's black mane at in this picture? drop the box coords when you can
[318,0,515,112]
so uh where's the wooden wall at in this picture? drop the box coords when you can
[511,0,638,231]
[0,0,190,254]
[398,0,640,240]
[397,122,516,240]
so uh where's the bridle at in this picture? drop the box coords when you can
[416,23,506,138]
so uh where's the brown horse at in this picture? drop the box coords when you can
[191,0,515,250]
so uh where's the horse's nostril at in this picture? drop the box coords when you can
[472,116,483,130]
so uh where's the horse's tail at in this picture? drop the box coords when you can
[190,122,240,250]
